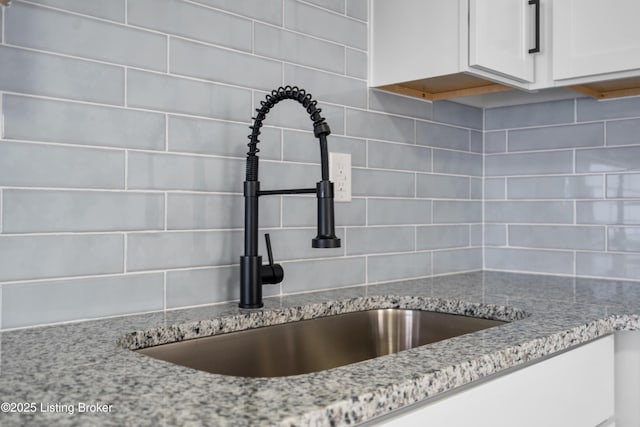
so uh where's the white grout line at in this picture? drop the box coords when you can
[123,233,128,273]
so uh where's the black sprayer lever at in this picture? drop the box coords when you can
[260,234,283,285]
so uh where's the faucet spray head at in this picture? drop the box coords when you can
[312,180,341,249]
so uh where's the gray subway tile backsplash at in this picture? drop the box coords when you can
[5,1,640,329]
[485,99,574,130]
[0,142,125,189]
[284,0,366,50]
[128,0,252,51]
[24,0,126,22]
[4,95,166,150]
[0,234,124,281]
[170,38,282,91]
[127,70,251,121]
[0,46,124,105]
[7,3,167,71]
[508,123,604,151]
[3,190,164,233]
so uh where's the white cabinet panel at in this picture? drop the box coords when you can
[377,335,614,427]
[553,0,640,81]
[469,0,535,83]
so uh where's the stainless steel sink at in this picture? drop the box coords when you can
[137,309,506,377]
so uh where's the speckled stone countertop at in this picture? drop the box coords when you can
[2,271,640,426]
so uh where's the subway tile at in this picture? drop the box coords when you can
[485,224,507,246]
[3,96,165,150]
[259,160,321,190]
[0,46,123,105]
[368,89,432,120]
[576,146,640,173]
[484,178,505,200]
[127,230,243,271]
[607,174,640,198]
[577,252,640,280]
[282,257,365,293]
[508,123,604,151]
[486,248,573,275]
[346,48,367,79]
[2,274,163,329]
[0,234,123,281]
[346,0,368,21]
[253,91,345,135]
[509,225,605,251]
[485,100,575,130]
[127,70,251,121]
[470,224,483,246]
[470,178,482,200]
[485,201,574,223]
[282,196,365,227]
[167,193,280,230]
[470,131,483,154]
[433,248,482,275]
[352,169,414,197]
[577,97,640,122]
[346,108,414,143]
[606,118,640,146]
[189,0,283,25]
[485,151,573,176]
[284,0,366,50]
[284,64,367,108]
[127,151,244,192]
[256,228,344,261]
[283,130,365,166]
[367,252,430,283]
[416,122,469,151]
[416,225,468,250]
[254,23,344,74]
[367,199,431,225]
[170,38,281,91]
[168,116,280,159]
[7,3,166,71]
[304,0,344,13]
[508,175,604,199]
[433,201,482,223]
[3,190,164,233]
[433,101,483,130]
[485,131,506,153]
[367,140,431,172]
[577,201,640,225]
[0,142,124,189]
[128,0,251,51]
[608,227,640,252]
[346,226,414,255]
[416,174,469,199]
[433,150,482,176]
[166,266,239,308]
[24,0,125,22]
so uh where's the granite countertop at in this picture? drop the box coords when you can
[1,271,640,426]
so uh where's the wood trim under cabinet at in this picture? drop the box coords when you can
[570,76,640,99]
[377,73,512,101]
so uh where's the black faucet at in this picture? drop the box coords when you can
[239,86,341,309]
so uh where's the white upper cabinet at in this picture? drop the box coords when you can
[370,0,537,101]
[553,0,640,81]
[371,0,640,102]
[469,0,535,83]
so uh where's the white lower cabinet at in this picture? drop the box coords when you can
[375,335,615,427]
[615,331,640,427]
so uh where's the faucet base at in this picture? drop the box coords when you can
[239,255,263,309]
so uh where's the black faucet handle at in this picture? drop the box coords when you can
[265,233,275,266]
[261,233,284,285]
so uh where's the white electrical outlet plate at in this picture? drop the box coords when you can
[329,152,351,202]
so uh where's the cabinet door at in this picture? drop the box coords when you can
[554,0,640,81]
[469,0,535,83]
